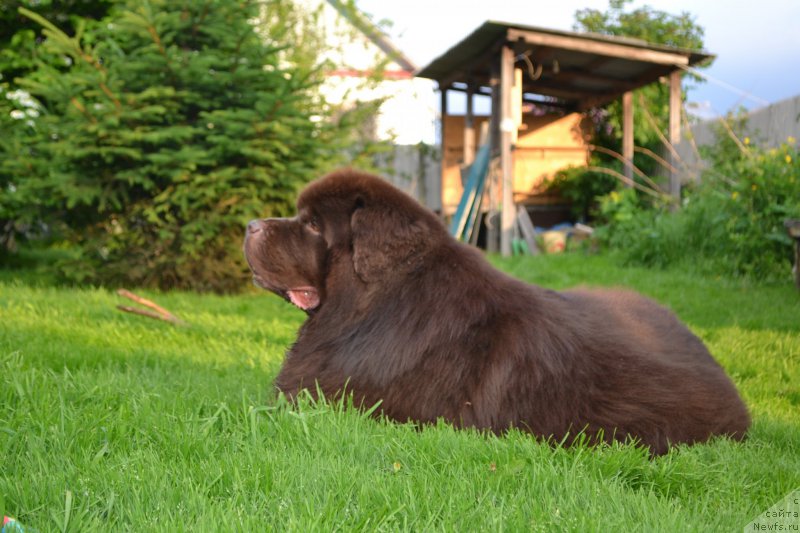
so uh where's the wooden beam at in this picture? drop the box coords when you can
[437,71,467,94]
[435,39,506,90]
[582,55,614,71]
[440,85,448,213]
[464,84,475,166]
[512,68,523,144]
[444,84,491,96]
[517,81,594,101]
[622,91,634,186]
[507,28,690,66]
[576,64,675,110]
[511,53,641,93]
[544,69,640,91]
[486,60,501,254]
[516,206,540,255]
[446,84,573,108]
[668,70,682,204]
[500,45,515,257]
[489,63,501,153]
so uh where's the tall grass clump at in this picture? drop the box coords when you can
[598,126,800,280]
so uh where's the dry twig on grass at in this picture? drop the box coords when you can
[116,289,187,326]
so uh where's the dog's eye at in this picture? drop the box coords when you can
[306,217,321,234]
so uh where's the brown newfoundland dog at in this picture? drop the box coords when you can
[243,169,750,455]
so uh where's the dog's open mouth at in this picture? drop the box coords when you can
[287,287,319,310]
[252,275,319,311]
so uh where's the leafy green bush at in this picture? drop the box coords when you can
[547,161,619,221]
[574,0,709,180]
[597,135,800,281]
[1,1,349,292]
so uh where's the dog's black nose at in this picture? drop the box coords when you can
[247,219,265,234]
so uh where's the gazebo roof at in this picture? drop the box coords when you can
[416,21,713,110]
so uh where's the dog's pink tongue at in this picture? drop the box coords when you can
[288,288,319,310]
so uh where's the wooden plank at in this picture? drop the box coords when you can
[795,243,800,290]
[500,44,515,257]
[669,70,682,204]
[786,220,800,289]
[622,91,634,186]
[516,82,589,101]
[440,84,448,213]
[576,64,674,110]
[446,84,574,108]
[512,68,523,143]
[486,61,500,254]
[554,69,639,91]
[449,143,490,241]
[515,145,589,153]
[786,219,800,239]
[464,84,475,166]
[516,206,540,255]
[434,38,505,91]
[468,189,485,247]
[462,150,489,242]
[506,29,690,66]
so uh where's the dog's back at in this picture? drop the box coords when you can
[523,287,751,453]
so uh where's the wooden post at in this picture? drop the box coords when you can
[512,68,523,144]
[417,144,427,209]
[622,91,634,186]
[786,220,800,289]
[486,60,501,254]
[464,84,475,166]
[500,45,515,257]
[489,62,501,152]
[439,83,448,215]
[669,70,682,204]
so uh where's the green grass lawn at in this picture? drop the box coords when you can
[1,253,798,531]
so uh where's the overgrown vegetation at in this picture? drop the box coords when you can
[597,123,800,280]
[574,0,705,154]
[1,253,798,530]
[549,0,709,215]
[546,1,799,282]
[0,0,388,292]
[547,164,619,222]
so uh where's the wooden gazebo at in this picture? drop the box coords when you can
[417,21,713,255]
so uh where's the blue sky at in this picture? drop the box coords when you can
[356,0,800,119]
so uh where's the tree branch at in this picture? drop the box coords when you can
[116,289,187,325]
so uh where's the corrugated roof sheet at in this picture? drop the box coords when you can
[417,21,713,110]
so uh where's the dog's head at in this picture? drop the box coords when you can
[243,169,446,313]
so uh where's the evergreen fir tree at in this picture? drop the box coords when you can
[10,0,340,291]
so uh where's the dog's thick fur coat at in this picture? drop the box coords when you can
[244,169,750,454]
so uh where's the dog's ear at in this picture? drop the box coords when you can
[350,197,426,283]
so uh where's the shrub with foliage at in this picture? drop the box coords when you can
[1,0,349,292]
[0,0,114,255]
[547,160,620,222]
[575,0,706,157]
[597,128,800,281]
[546,0,709,219]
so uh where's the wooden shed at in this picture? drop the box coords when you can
[416,21,712,255]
